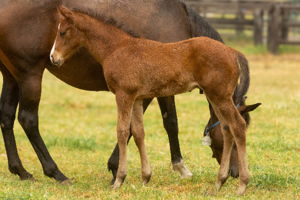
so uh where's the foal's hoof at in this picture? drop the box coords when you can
[111,179,123,190]
[215,180,223,192]
[60,178,73,186]
[172,161,193,179]
[142,174,151,186]
[237,184,247,196]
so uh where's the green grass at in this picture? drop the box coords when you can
[0,44,299,199]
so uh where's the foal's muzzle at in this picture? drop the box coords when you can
[50,54,63,67]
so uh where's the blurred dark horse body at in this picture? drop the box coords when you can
[0,0,249,184]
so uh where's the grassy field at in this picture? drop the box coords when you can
[0,40,299,199]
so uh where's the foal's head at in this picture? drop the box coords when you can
[50,6,83,67]
[204,97,261,177]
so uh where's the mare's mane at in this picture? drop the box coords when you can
[70,7,140,38]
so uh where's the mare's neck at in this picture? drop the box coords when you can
[77,13,132,63]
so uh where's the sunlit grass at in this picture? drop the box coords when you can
[0,43,299,199]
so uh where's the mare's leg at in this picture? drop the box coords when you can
[107,98,153,184]
[112,92,135,189]
[207,96,248,195]
[17,74,69,183]
[0,67,33,180]
[131,99,151,185]
[157,96,192,178]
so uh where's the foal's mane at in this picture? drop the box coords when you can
[69,7,140,38]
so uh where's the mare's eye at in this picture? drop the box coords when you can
[60,32,66,36]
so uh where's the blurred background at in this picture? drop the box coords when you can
[184,0,300,54]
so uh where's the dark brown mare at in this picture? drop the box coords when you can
[50,6,257,195]
[0,0,258,186]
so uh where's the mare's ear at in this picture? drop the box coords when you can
[239,103,262,115]
[58,6,74,23]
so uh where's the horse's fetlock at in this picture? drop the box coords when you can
[8,163,21,175]
[142,167,152,178]
[117,170,127,181]
[240,173,250,185]
[43,164,59,178]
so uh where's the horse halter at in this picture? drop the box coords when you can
[204,104,240,136]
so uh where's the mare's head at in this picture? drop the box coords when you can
[204,97,261,177]
[50,6,83,67]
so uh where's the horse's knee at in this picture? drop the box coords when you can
[18,110,38,133]
[117,129,130,144]
[232,120,247,144]
[131,125,144,141]
[0,112,15,130]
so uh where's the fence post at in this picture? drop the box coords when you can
[254,9,264,45]
[268,4,281,54]
[281,8,289,41]
[236,9,245,35]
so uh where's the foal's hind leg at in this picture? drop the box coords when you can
[112,92,135,189]
[131,99,151,185]
[207,96,248,195]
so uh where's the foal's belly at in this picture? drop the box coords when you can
[138,79,199,99]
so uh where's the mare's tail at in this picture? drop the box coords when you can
[234,52,250,104]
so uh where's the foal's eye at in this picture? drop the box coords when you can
[60,32,66,36]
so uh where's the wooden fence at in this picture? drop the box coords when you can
[185,0,300,54]
[268,4,300,54]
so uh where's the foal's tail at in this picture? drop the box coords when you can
[234,52,250,104]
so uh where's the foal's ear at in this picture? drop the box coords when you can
[58,6,74,23]
[239,103,262,115]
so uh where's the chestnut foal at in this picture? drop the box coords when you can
[50,7,249,195]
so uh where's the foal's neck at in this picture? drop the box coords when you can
[76,13,132,63]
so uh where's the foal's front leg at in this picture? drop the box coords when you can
[131,99,151,185]
[112,93,135,189]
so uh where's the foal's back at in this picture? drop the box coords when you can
[103,36,239,99]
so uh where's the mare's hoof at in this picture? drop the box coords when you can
[110,177,116,185]
[20,172,35,181]
[172,161,193,179]
[60,178,73,186]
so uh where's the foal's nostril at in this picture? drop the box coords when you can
[50,54,54,62]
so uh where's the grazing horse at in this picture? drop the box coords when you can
[204,97,261,177]
[0,0,256,185]
[50,6,253,195]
